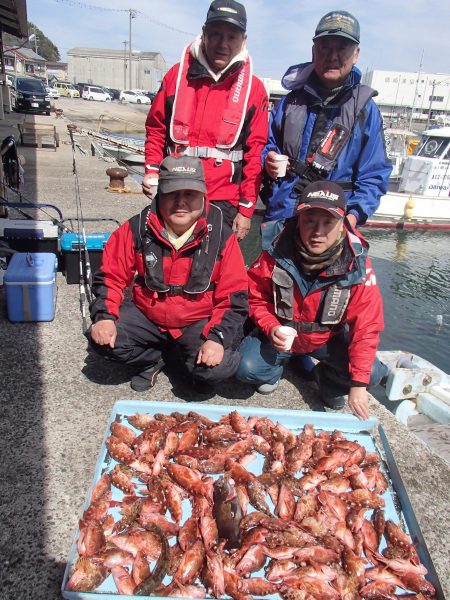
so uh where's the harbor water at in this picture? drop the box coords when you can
[241,219,450,374]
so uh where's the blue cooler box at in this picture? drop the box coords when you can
[60,232,110,284]
[4,252,57,322]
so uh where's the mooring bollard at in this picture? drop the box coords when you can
[106,167,128,190]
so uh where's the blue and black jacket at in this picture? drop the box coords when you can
[262,64,392,224]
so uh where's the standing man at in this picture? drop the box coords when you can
[262,11,392,227]
[143,0,269,241]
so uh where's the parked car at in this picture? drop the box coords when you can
[12,76,51,115]
[119,90,151,104]
[141,91,156,102]
[106,87,121,101]
[52,82,80,98]
[46,86,60,99]
[82,86,111,102]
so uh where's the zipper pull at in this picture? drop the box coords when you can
[204,235,210,254]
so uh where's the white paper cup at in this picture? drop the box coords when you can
[273,154,289,178]
[278,325,297,351]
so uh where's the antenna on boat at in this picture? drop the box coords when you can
[408,49,424,131]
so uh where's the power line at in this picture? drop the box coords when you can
[53,0,195,36]
[138,14,195,37]
[54,0,132,12]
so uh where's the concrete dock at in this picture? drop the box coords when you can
[0,97,449,599]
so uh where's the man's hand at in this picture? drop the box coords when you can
[265,151,284,180]
[269,325,290,352]
[142,173,159,199]
[197,340,224,367]
[232,213,251,241]
[91,320,117,348]
[348,386,370,420]
[346,213,358,229]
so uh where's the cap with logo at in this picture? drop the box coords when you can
[313,10,360,45]
[205,0,247,32]
[296,180,346,218]
[158,156,207,195]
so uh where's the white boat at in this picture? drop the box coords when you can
[101,143,145,164]
[368,127,450,229]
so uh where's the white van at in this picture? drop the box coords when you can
[52,82,80,98]
[82,86,111,102]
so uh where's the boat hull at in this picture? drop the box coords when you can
[366,190,450,230]
[101,144,145,164]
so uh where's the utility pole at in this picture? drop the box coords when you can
[33,25,38,54]
[426,80,437,129]
[128,9,137,90]
[123,40,127,90]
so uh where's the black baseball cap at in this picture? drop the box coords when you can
[205,0,247,32]
[297,181,346,218]
[158,156,206,194]
[313,11,360,45]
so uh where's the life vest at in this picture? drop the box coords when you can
[268,220,365,332]
[283,85,376,178]
[139,203,223,296]
[272,263,350,332]
[169,43,252,162]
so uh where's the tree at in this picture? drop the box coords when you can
[3,22,60,61]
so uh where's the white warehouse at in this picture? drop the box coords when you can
[67,47,166,93]
[362,69,450,128]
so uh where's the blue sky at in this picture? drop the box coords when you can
[28,0,449,80]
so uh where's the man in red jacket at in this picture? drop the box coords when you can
[88,156,249,393]
[235,180,388,419]
[142,0,268,241]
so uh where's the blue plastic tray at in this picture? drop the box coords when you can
[61,400,444,599]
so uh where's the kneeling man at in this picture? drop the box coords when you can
[88,156,249,392]
[236,180,387,419]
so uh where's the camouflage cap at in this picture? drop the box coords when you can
[313,11,360,44]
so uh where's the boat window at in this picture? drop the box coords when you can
[416,136,447,159]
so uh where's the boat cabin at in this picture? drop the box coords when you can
[399,127,450,197]
[384,128,419,179]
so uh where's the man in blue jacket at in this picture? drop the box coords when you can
[262,10,392,228]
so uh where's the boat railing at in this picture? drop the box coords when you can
[96,113,143,136]
[82,128,145,154]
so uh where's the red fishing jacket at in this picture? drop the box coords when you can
[90,201,249,346]
[144,45,268,219]
[248,219,384,385]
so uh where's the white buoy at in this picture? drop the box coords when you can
[436,314,443,327]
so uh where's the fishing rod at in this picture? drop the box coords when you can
[67,123,92,332]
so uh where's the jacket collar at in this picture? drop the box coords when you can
[188,34,248,82]
[281,62,362,97]
[145,194,210,248]
[270,217,367,279]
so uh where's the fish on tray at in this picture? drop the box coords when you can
[65,410,436,598]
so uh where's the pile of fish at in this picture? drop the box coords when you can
[65,410,436,598]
